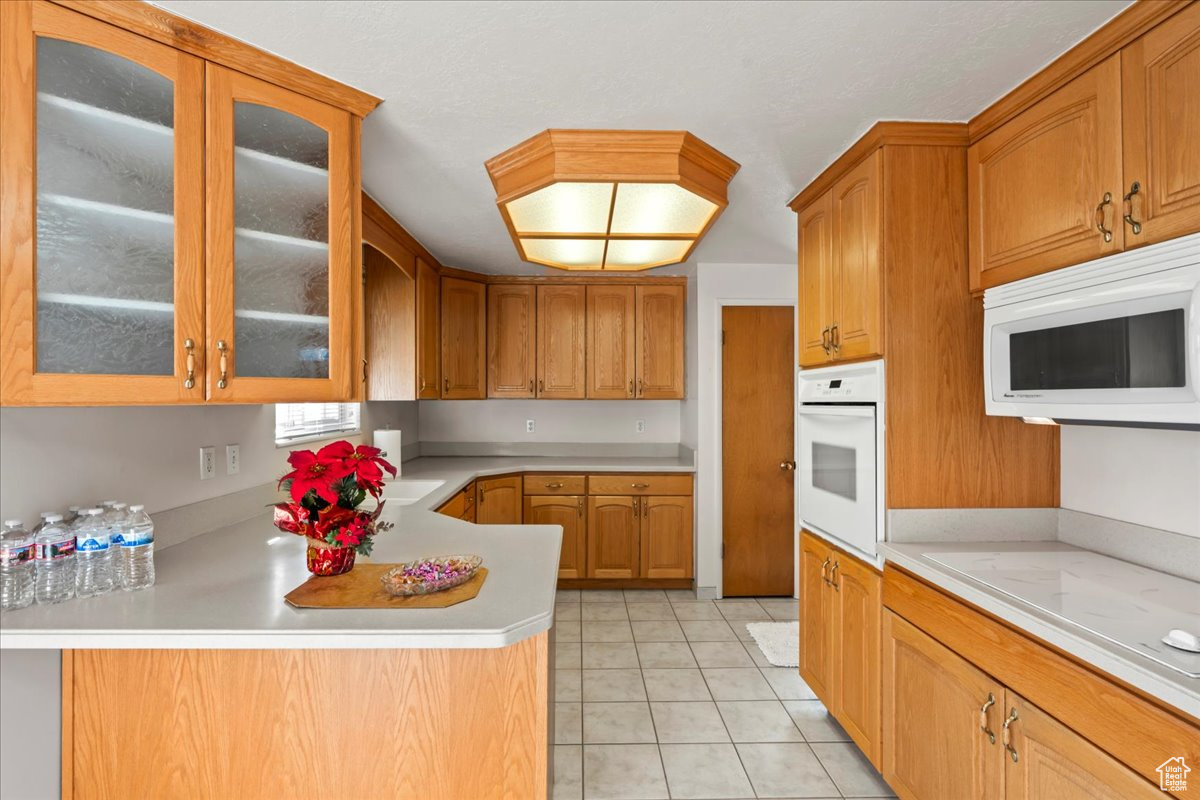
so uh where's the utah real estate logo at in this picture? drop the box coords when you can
[1158,757,1190,793]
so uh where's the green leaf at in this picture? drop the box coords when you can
[356,536,374,557]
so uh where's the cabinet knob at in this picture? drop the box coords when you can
[216,340,230,389]
[183,338,196,390]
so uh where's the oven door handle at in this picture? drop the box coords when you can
[797,405,876,419]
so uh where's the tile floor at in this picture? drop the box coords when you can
[552,589,895,799]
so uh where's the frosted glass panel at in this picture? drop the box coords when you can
[35,38,175,375]
[506,183,614,234]
[603,239,692,269]
[609,183,717,235]
[232,102,330,378]
[520,238,606,269]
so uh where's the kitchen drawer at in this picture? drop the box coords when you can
[524,474,587,495]
[587,474,692,496]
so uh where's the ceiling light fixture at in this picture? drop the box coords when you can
[484,130,739,271]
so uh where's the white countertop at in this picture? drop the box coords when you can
[881,540,1200,719]
[0,455,691,650]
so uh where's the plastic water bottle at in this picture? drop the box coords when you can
[31,511,56,536]
[101,501,126,552]
[75,508,114,598]
[65,506,81,525]
[0,520,35,612]
[119,504,155,591]
[34,514,75,604]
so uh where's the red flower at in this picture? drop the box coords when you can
[333,515,369,548]
[279,443,353,504]
[344,444,397,495]
[313,506,355,539]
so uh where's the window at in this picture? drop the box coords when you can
[275,403,360,446]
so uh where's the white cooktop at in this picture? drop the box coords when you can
[926,549,1200,678]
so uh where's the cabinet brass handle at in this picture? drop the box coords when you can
[478,488,484,505]
[538,379,544,393]
[362,358,368,384]
[631,483,650,489]
[830,324,840,354]
[820,557,831,586]
[1123,181,1142,235]
[1095,192,1114,243]
[979,693,996,744]
[1002,708,1019,763]
[183,338,196,389]
[419,376,426,391]
[642,498,648,518]
[529,378,534,392]
[628,379,634,397]
[545,482,564,489]
[444,377,449,393]
[830,560,840,591]
[637,378,644,397]
[216,340,230,389]
[578,497,584,516]
[632,497,640,515]
[820,327,831,355]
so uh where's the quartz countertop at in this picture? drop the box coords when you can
[881,540,1200,718]
[0,455,691,650]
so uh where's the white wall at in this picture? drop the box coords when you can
[680,274,700,450]
[1061,426,1200,538]
[0,402,418,526]
[418,399,681,444]
[694,262,798,597]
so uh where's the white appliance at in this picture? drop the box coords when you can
[984,233,1200,429]
[796,359,885,560]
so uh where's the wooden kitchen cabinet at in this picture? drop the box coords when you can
[797,192,835,367]
[799,534,836,701]
[415,257,441,399]
[634,285,685,398]
[475,475,522,524]
[882,611,1005,800]
[586,284,636,399]
[536,285,586,399]
[440,277,486,399]
[1120,2,1200,249]
[525,494,586,579]
[487,284,535,397]
[968,56,1124,291]
[639,495,693,579]
[587,496,639,579]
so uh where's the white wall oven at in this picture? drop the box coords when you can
[797,360,884,559]
[984,233,1200,429]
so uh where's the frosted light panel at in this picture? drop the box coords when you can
[604,239,692,269]
[35,38,176,375]
[506,183,614,234]
[520,238,606,269]
[609,183,717,235]
[232,102,330,379]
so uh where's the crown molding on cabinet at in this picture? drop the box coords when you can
[50,0,382,117]
[437,263,688,286]
[362,192,443,279]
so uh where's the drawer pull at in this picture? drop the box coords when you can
[1123,181,1142,235]
[545,482,564,489]
[183,338,196,389]
[216,339,230,389]
[1003,707,1019,763]
[631,483,650,489]
[979,693,996,745]
[829,560,840,591]
[1095,192,1114,243]
[820,557,831,586]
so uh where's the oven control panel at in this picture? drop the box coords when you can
[797,361,882,403]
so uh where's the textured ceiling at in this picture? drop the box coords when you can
[156,0,1131,275]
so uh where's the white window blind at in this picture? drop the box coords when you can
[275,403,361,445]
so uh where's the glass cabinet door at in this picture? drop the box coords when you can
[204,64,357,402]
[0,3,205,404]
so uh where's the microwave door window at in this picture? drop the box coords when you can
[812,442,857,501]
[1009,308,1185,391]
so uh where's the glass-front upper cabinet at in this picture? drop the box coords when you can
[204,65,357,403]
[0,2,205,404]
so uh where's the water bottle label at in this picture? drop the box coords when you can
[34,539,76,560]
[110,532,125,546]
[121,532,154,547]
[76,536,110,552]
[0,544,33,565]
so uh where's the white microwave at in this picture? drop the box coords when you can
[984,233,1200,429]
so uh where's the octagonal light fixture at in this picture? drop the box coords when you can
[484,130,739,271]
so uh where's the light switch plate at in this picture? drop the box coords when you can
[225,444,240,475]
[199,446,216,480]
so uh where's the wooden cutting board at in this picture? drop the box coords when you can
[284,564,487,609]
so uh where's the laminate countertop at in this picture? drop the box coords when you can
[0,455,694,651]
[880,540,1200,719]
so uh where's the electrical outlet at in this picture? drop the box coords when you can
[635,419,646,434]
[199,446,216,480]
[525,419,536,434]
[225,444,240,475]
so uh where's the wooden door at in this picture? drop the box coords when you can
[1121,2,1200,248]
[440,277,485,399]
[415,257,440,399]
[831,151,883,360]
[882,611,1004,800]
[797,191,834,367]
[525,495,586,579]
[722,306,795,596]
[536,285,585,398]
[587,496,639,579]
[1004,694,1163,800]
[476,475,522,524]
[968,55,1124,291]
[364,245,415,401]
[634,285,685,398]
[0,2,206,405]
[639,496,693,579]
[833,554,881,768]
[206,64,357,403]
[586,284,635,399]
[799,533,835,705]
[487,284,535,398]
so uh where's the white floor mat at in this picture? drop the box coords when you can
[745,621,800,667]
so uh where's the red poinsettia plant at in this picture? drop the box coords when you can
[273,440,396,556]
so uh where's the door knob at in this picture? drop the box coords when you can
[780,460,796,471]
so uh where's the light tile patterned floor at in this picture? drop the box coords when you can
[552,590,895,799]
